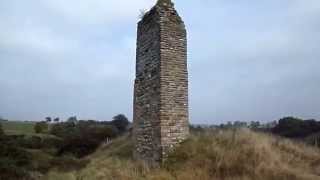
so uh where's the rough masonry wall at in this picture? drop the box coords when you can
[133,1,189,164]
[158,4,189,159]
[133,8,162,163]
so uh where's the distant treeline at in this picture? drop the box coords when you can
[272,117,320,139]
[190,116,320,147]
[36,114,130,157]
[0,114,130,179]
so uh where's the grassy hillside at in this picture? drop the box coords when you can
[1,121,35,135]
[44,129,320,180]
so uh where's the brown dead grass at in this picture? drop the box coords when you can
[44,129,320,180]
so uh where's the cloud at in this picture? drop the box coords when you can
[41,0,155,25]
[183,0,320,123]
[0,25,78,54]
[0,0,319,123]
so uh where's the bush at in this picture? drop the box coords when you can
[58,136,100,158]
[272,117,320,138]
[0,139,33,180]
[42,137,63,149]
[34,121,48,134]
[48,115,130,158]
[0,159,31,180]
[50,121,77,138]
[21,136,42,149]
[58,124,119,158]
[0,141,32,167]
[111,114,129,133]
[51,121,119,158]
[0,123,4,137]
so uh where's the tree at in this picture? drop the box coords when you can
[46,117,52,123]
[250,121,260,129]
[67,116,78,123]
[34,122,48,134]
[272,117,320,138]
[53,117,60,123]
[111,114,129,132]
[234,121,247,128]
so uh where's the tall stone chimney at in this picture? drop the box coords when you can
[133,0,189,164]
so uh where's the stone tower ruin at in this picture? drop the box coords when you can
[133,0,189,164]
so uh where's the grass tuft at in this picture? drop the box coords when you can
[44,129,320,180]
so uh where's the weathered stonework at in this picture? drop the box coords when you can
[133,0,189,164]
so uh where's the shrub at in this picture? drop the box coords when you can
[0,139,33,180]
[42,137,63,149]
[51,121,119,158]
[0,123,4,137]
[21,136,42,149]
[34,121,49,134]
[49,116,130,158]
[111,114,129,132]
[57,124,119,158]
[0,159,31,180]
[57,136,100,158]
[50,121,77,138]
[272,117,320,138]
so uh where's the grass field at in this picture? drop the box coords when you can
[44,129,320,180]
[1,121,36,135]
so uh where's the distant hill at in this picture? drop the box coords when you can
[44,129,320,180]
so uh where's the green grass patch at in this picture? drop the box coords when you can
[1,121,36,135]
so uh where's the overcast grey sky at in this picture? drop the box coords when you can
[0,0,319,124]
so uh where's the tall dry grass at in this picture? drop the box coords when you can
[44,129,320,180]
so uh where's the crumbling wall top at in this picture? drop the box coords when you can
[156,0,174,7]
